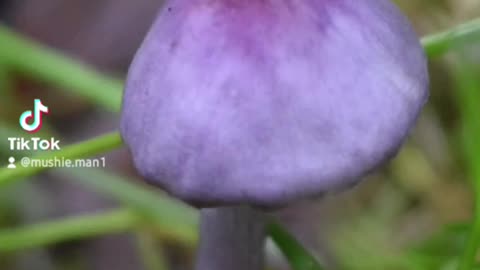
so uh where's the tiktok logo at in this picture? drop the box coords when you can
[19,99,49,133]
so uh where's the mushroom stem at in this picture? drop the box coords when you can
[195,206,266,270]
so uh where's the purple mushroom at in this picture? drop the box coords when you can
[120,0,429,269]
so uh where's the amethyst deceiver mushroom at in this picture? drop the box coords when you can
[121,0,429,269]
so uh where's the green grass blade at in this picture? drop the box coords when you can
[452,58,480,270]
[422,18,480,58]
[61,168,198,245]
[0,209,137,252]
[0,25,123,112]
[268,222,325,270]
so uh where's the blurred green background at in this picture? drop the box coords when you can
[0,0,479,270]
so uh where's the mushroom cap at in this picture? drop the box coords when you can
[121,0,429,208]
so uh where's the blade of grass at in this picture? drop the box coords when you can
[60,168,198,245]
[0,167,198,252]
[453,58,480,270]
[422,18,480,58]
[0,209,138,252]
[0,25,123,112]
[268,222,324,270]
[136,232,170,270]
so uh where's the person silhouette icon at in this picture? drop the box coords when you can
[7,157,16,169]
